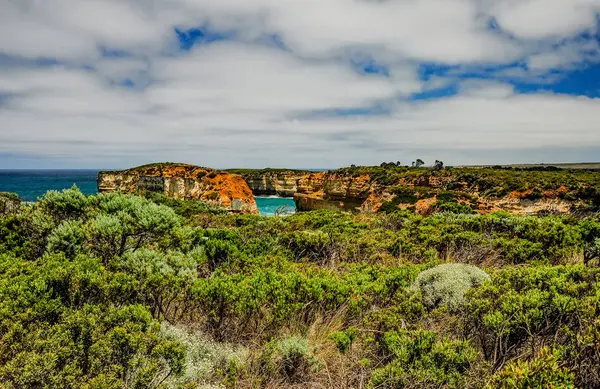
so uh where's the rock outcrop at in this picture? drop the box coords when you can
[293,166,599,215]
[233,170,310,197]
[98,163,258,214]
[294,172,373,211]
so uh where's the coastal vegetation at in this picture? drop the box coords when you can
[1,163,600,388]
[294,164,600,215]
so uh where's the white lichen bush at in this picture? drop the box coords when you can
[160,322,248,388]
[261,335,319,382]
[276,335,310,362]
[412,263,490,311]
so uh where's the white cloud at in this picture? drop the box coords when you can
[1,0,599,167]
[490,0,600,40]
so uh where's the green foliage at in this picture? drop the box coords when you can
[88,193,181,262]
[392,188,419,204]
[2,183,600,387]
[47,220,86,259]
[202,239,239,271]
[412,264,490,311]
[369,330,477,389]
[282,230,333,262]
[488,347,575,389]
[466,265,600,386]
[329,327,359,353]
[433,201,475,214]
[142,192,227,217]
[38,185,92,221]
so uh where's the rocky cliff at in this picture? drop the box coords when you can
[294,172,372,211]
[228,169,311,197]
[98,163,258,214]
[294,166,600,216]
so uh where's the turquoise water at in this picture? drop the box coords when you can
[254,196,296,216]
[0,170,295,216]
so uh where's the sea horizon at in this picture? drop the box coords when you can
[0,169,295,216]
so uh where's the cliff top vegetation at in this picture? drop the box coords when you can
[226,168,314,176]
[1,185,599,388]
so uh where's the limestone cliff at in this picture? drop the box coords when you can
[229,169,311,197]
[98,163,258,214]
[294,166,600,215]
[294,172,372,211]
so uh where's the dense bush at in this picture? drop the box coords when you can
[368,330,477,389]
[0,185,599,387]
[466,265,600,387]
[488,347,575,389]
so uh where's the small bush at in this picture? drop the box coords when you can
[433,201,475,214]
[329,327,359,353]
[393,188,419,204]
[282,230,333,262]
[38,185,91,221]
[369,330,477,389]
[412,263,490,311]
[0,192,20,215]
[160,323,248,388]
[262,335,317,382]
[46,220,86,259]
[488,347,575,389]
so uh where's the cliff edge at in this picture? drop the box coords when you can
[98,163,258,214]
[227,169,311,197]
[293,165,600,216]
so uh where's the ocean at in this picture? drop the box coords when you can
[0,170,295,216]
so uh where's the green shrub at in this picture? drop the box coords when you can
[202,239,239,272]
[412,263,490,311]
[87,193,181,262]
[488,347,575,389]
[329,327,359,353]
[282,230,333,262]
[465,265,600,386]
[392,188,419,204]
[433,201,475,214]
[117,249,198,320]
[368,330,477,389]
[38,185,92,221]
[46,220,86,259]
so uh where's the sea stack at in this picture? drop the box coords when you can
[97,163,259,214]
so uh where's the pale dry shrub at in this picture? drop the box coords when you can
[160,322,248,388]
[411,263,490,311]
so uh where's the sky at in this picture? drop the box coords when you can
[1,0,600,169]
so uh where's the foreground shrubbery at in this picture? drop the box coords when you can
[0,187,599,388]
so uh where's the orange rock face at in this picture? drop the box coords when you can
[294,172,374,212]
[97,163,258,214]
[240,171,308,197]
[293,168,589,216]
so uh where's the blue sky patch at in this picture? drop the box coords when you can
[175,27,234,50]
